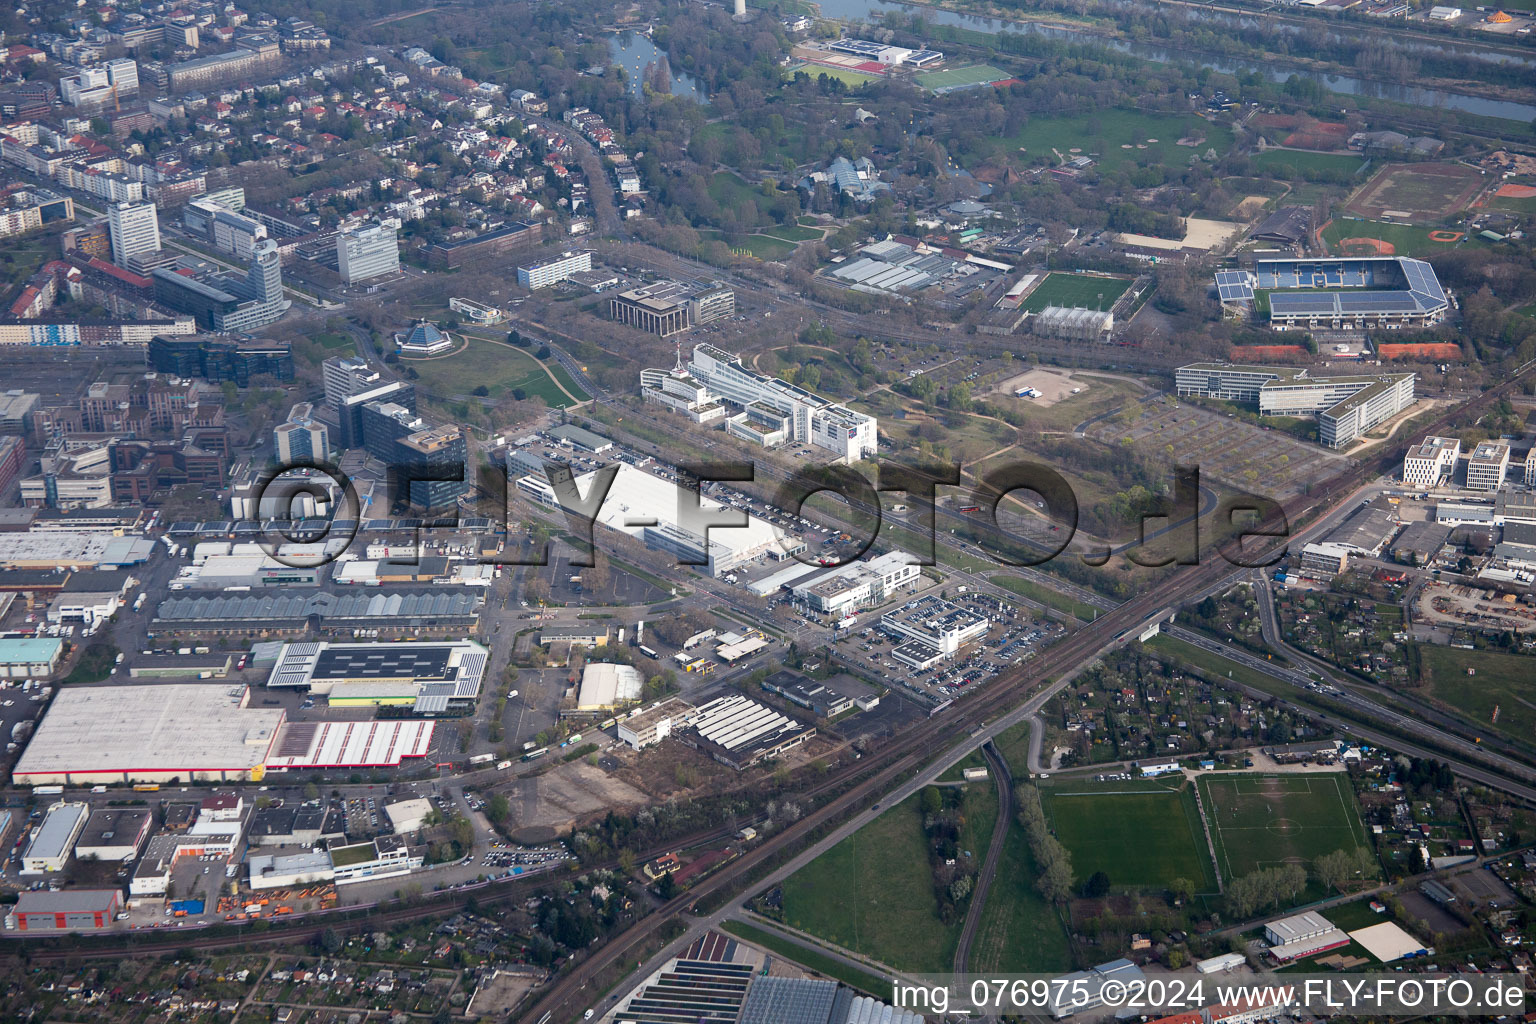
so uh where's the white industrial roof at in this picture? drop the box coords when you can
[264,719,434,769]
[574,464,788,560]
[24,802,88,861]
[1348,921,1426,962]
[690,694,799,752]
[14,685,282,782]
[384,797,434,831]
[1267,911,1335,943]
[0,532,156,569]
[577,663,644,709]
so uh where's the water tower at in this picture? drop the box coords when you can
[734,0,746,15]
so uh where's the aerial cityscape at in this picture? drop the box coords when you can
[0,0,1533,1019]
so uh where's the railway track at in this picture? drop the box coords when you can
[516,361,1536,1024]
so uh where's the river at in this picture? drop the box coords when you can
[813,0,1536,121]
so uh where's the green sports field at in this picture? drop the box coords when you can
[786,64,880,88]
[916,64,1008,93]
[1041,780,1219,892]
[1250,149,1365,177]
[1322,217,1480,258]
[1020,272,1131,314]
[1197,774,1370,880]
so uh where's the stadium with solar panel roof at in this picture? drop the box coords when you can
[1216,257,1448,331]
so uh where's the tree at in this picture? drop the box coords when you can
[1168,877,1196,904]
[657,871,677,900]
[318,927,343,953]
[921,785,943,815]
[1313,849,1354,893]
[1083,870,1112,899]
[1035,836,1075,903]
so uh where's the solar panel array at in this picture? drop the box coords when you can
[1215,270,1254,303]
[620,959,755,1024]
[1400,257,1446,305]
[1247,256,1448,317]
[311,645,454,680]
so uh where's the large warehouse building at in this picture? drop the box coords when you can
[1216,257,1448,331]
[13,682,437,784]
[1176,363,1417,448]
[21,801,89,874]
[516,463,800,578]
[75,807,153,861]
[680,694,815,770]
[13,685,283,786]
[264,639,488,713]
[8,890,122,931]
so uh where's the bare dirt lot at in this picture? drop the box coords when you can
[1397,891,1467,936]
[501,760,651,835]
[1235,196,1272,220]
[1089,395,1349,499]
[1344,162,1485,224]
[468,970,544,1017]
[996,368,1090,407]
[1414,582,1536,634]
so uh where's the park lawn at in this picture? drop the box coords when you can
[1250,149,1364,177]
[312,331,355,350]
[707,170,769,210]
[761,223,824,242]
[969,816,1074,972]
[1041,781,1219,892]
[1003,109,1235,172]
[992,721,1032,779]
[1322,218,1481,257]
[1196,774,1370,882]
[693,120,811,168]
[1020,273,1131,314]
[720,922,888,995]
[1418,645,1536,751]
[993,576,1100,622]
[780,787,995,972]
[544,361,590,402]
[406,338,579,408]
[697,228,797,261]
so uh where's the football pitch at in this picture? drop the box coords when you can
[1040,781,1219,892]
[1197,774,1369,880]
[916,64,1008,93]
[1020,272,1131,313]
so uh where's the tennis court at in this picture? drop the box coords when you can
[916,64,1008,94]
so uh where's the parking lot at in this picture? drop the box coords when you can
[478,844,567,870]
[831,591,1064,703]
